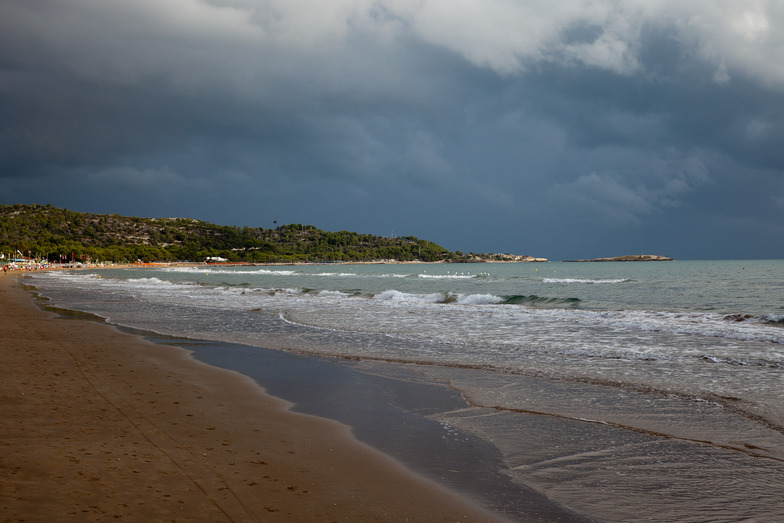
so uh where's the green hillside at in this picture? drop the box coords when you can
[0,204,457,264]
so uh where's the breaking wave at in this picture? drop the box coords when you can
[543,278,631,284]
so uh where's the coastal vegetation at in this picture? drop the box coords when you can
[0,204,464,264]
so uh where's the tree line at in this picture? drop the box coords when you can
[0,204,458,263]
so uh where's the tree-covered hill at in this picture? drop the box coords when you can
[0,204,458,263]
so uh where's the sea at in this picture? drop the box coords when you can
[27,260,784,522]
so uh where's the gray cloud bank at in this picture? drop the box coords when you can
[2,0,783,259]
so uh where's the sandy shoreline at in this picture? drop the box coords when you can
[0,272,507,522]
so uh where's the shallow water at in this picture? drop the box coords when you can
[152,336,587,521]
[27,260,784,521]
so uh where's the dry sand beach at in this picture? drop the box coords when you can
[0,272,507,522]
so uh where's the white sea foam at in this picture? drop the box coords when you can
[125,277,184,286]
[543,278,630,284]
[318,289,351,297]
[418,273,477,279]
[161,267,215,274]
[275,287,303,295]
[175,267,299,276]
[373,289,446,304]
[456,294,505,305]
[261,288,784,351]
[44,269,784,346]
[246,269,299,276]
[33,265,784,404]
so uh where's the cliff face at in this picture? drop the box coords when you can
[566,255,674,262]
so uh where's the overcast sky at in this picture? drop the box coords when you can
[2,1,783,260]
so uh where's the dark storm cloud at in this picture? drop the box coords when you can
[2,1,783,260]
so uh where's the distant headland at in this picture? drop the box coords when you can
[564,255,674,262]
[459,253,548,263]
[0,204,548,265]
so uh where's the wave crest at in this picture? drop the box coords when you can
[543,278,630,284]
[503,295,582,306]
